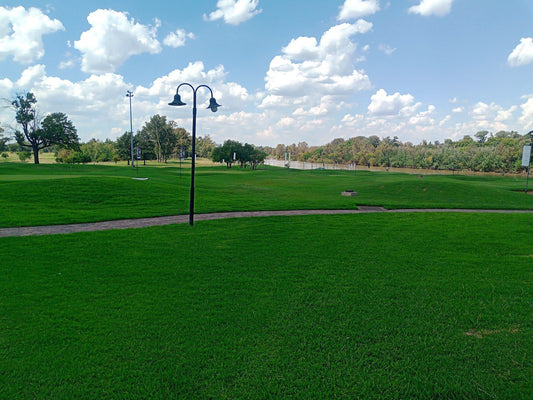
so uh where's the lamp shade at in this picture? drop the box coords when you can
[168,93,186,106]
[207,97,221,112]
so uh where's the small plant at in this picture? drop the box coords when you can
[1,152,8,160]
[18,151,31,162]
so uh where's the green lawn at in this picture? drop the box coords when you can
[1,213,532,399]
[1,163,532,398]
[1,162,532,228]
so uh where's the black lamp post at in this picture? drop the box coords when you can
[169,83,220,226]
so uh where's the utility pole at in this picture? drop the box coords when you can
[126,90,134,169]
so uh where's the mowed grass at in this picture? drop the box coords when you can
[1,213,532,399]
[1,162,532,227]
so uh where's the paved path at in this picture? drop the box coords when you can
[1,206,532,238]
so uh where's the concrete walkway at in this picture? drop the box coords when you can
[1,206,532,238]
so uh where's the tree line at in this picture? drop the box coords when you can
[3,92,265,167]
[4,92,531,172]
[261,131,533,173]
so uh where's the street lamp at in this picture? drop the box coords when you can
[169,83,221,226]
[126,90,134,169]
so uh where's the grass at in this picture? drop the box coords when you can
[1,213,532,399]
[1,162,532,228]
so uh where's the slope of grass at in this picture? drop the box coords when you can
[1,162,532,228]
[1,213,532,399]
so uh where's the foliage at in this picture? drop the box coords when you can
[12,93,80,164]
[141,114,177,163]
[17,151,31,162]
[212,139,266,169]
[263,131,533,173]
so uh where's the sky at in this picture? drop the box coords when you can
[1,0,533,147]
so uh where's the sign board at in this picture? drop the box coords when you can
[522,145,531,167]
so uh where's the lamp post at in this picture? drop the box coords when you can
[126,90,134,169]
[169,83,220,226]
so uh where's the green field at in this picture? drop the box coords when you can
[1,162,532,228]
[1,163,532,399]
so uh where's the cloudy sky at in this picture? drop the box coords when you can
[1,0,533,146]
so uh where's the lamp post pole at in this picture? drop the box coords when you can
[126,90,134,169]
[169,83,220,226]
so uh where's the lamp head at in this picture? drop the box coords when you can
[168,93,186,106]
[207,97,221,113]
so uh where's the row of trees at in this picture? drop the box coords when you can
[262,131,533,173]
[55,115,217,165]
[212,140,267,169]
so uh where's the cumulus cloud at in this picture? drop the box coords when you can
[163,29,195,48]
[408,0,454,17]
[368,89,420,117]
[74,9,162,74]
[0,6,64,63]
[508,38,533,67]
[204,0,262,25]
[471,102,517,124]
[265,22,372,99]
[338,0,380,20]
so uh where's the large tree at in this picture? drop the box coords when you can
[0,126,8,152]
[12,92,79,164]
[141,115,177,163]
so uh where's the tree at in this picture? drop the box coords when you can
[475,131,490,144]
[12,93,80,164]
[174,126,192,158]
[141,115,176,162]
[0,126,9,152]
[134,130,156,165]
[212,140,242,168]
[115,132,133,163]
[197,135,216,158]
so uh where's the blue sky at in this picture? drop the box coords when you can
[1,0,533,146]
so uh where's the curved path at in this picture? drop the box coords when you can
[1,206,533,238]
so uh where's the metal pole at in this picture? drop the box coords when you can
[527,166,530,194]
[126,90,134,169]
[189,90,197,226]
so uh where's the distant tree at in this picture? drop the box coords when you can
[134,130,156,165]
[0,126,9,152]
[12,93,80,164]
[174,127,191,158]
[18,151,31,162]
[475,131,490,144]
[115,132,133,164]
[212,140,243,168]
[197,135,216,158]
[141,115,176,162]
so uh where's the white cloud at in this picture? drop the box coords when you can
[408,0,454,17]
[163,29,195,48]
[0,6,64,63]
[468,101,517,132]
[520,96,533,131]
[338,0,380,20]
[74,9,162,74]
[508,38,533,67]
[378,44,396,55]
[204,0,262,25]
[368,89,419,117]
[265,22,372,98]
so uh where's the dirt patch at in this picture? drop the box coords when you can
[465,326,520,339]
